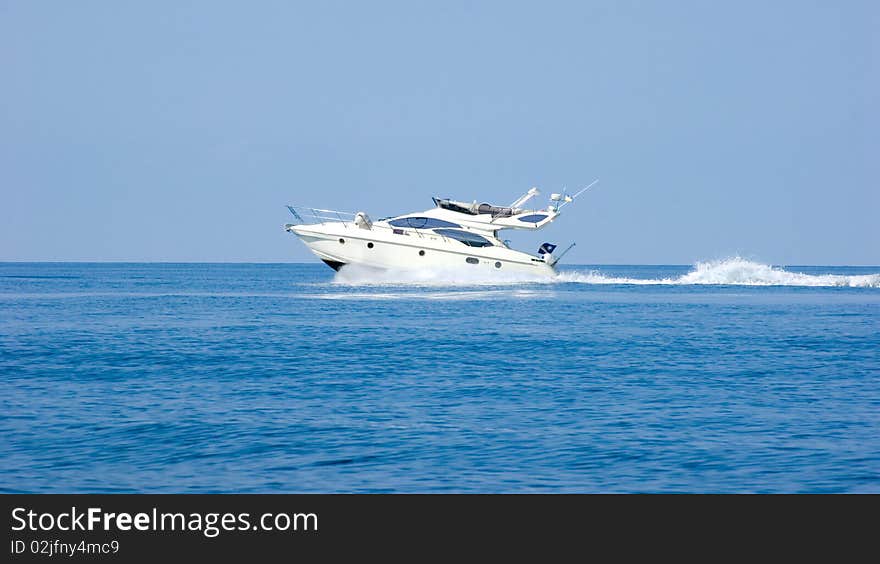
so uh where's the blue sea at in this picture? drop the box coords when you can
[1,260,878,493]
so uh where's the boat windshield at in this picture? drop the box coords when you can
[388,217,461,229]
[434,199,477,215]
[477,203,514,217]
[433,198,517,218]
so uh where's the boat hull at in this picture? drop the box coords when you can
[287,224,556,277]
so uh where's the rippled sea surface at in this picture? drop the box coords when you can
[2,262,879,493]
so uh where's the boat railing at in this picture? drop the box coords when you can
[285,206,361,226]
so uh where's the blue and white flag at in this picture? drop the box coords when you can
[538,243,557,255]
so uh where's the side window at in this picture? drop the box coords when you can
[517,214,548,223]
[434,229,493,248]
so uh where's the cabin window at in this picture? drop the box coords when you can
[367,242,374,248]
[517,214,548,223]
[495,261,502,268]
[338,238,345,244]
[388,217,460,229]
[433,228,493,248]
[419,250,425,256]
[466,257,479,265]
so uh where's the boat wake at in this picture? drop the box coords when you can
[556,258,880,288]
[333,258,880,288]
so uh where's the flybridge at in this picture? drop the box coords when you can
[432,198,518,218]
[432,186,544,219]
[425,180,599,232]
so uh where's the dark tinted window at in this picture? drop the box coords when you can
[517,214,548,223]
[466,257,479,264]
[388,217,461,229]
[434,229,493,247]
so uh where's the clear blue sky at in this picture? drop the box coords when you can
[2,1,877,264]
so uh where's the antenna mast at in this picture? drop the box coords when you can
[557,179,599,210]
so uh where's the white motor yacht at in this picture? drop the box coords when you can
[284,183,596,276]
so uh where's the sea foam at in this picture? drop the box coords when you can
[555,257,880,288]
